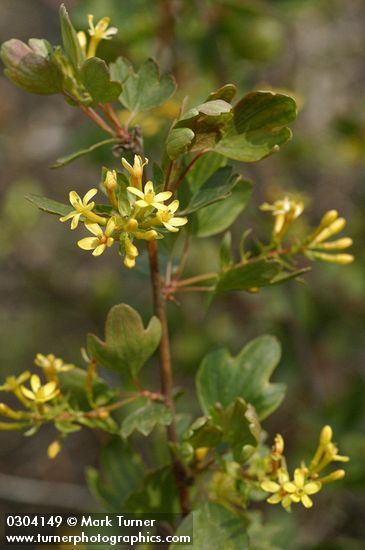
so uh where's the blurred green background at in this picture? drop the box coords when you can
[0,0,364,548]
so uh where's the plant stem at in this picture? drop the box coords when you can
[147,239,191,516]
[170,150,208,194]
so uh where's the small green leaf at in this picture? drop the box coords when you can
[186,416,224,449]
[110,57,176,113]
[121,399,172,438]
[80,58,122,105]
[216,259,282,293]
[59,3,84,68]
[1,39,63,95]
[25,194,72,217]
[215,91,297,161]
[197,335,286,420]
[87,304,161,378]
[182,167,239,214]
[170,503,249,550]
[190,178,252,237]
[51,138,120,169]
[211,398,261,461]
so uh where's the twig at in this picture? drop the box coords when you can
[79,105,116,137]
[170,150,208,194]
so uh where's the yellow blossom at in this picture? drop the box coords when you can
[282,468,322,509]
[34,353,74,381]
[0,371,30,393]
[308,252,354,265]
[310,425,350,473]
[122,155,148,190]
[77,218,116,256]
[128,181,171,211]
[156,200,188,232]
[261,468,295,512]
[260,196,304,241]
[60,189,106,229]
[87,15,118,58]
[21,375,59,404]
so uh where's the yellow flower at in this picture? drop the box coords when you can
[122,155,148,190]
[21,375,59,404]
[60,189,106,229]
[261,196,304,241]
[88,15,118,41]
[261,468,295,512]
[77,31,87,54]
[156,200,188,232]
[128,181,171,211]
[0,371,30,392]
[306,211,354,264]
[282,468,322,509]
[34,354,74,381]
[77,217,116,256]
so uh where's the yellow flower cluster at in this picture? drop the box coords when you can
[77,14,118,59]
[260,426,349,512]
[59,155,188,269]
[305,210,354,265]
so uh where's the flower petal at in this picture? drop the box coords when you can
[168,200,180,214]
[283,482,297,494]
[70,214,81,230]
[85,223,103,237]
[69,191,81,207]
[294,468,305,488]
[170,216,188,227]
[267,493,282,504]
[163,222,179,232]
[304,482,322,495]
[30,375,41,393]
[92,244,106,256]
[144,181,154,194]
[105,218,116,236]
[301,495,313,508]
[78,237,99,250]
[127,187,145,199]
[155,191,172,202]
[83,188,98,204]
[261,481,280,493]
[153,202,168,211]
[21,386,35,401]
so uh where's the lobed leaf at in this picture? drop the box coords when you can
[121,399,172,438]
[197,335,286,420]
[87,304,161,379]
[80,58,122,105]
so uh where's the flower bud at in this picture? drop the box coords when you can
[320,425,333,445]
[47,440,61,460]
[135,230,158,241]
[312,218,346,244]
[319,210,338,228]
[310,252,354,265]
[125,218,139,232]
[315,238,353,250]
[195,447,209,462]
[104,170,117,191]
[318,469,345,484]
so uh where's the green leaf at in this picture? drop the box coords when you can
[110,57,176,113]
[206,84,238,103]
[186,399,260,461]
[186,416,224,449]
[121,399,172,438]
[170,503,249,550]
[182,167,239,214]
[190,178,252,237]
[123,466,179,514]
[59,3,84,68]
[25,194,72,217]
[166,99,233,159]
[86,438,144,511]
[186,152,227,192]
[166,128,195,160]
[216,259,282,293]
[87,304,161,379]
[215,91,297,161]
[50,138,120,169]
[80,58,123,105]
[211,398,261,461]
[0,39,63,95]
[197,335,286,420]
